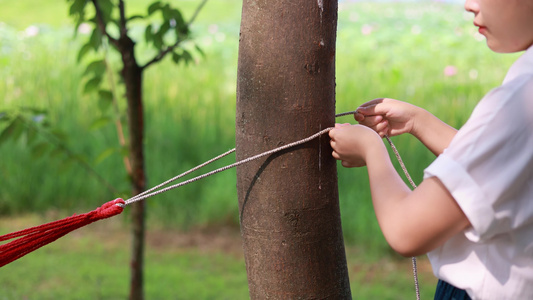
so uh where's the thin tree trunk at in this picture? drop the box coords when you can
[236,0,351,299]
[120,37,146,300]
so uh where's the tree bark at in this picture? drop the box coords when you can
[119,36,146,300]
[236,0,351,299]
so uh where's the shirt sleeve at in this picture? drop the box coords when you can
[424,76,533,243]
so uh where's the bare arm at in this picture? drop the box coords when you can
[409,107,457,156]
[355,98,457,156]
[330,124,470,256]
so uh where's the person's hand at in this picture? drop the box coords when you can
[354,98,420,137]
[329,123,382,168]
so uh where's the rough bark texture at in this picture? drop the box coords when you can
[236,0,351,299]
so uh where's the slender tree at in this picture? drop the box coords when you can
[236,0,351,298]
[67,0,207,299]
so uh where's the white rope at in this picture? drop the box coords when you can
[126,148,236,204]
[122,128,333,206]
[121,110,421,299]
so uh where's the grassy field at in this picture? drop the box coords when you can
[0,213,437,299]
[0,0,520,298]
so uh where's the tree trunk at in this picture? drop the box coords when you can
[120,37,146,300]
[236,0,351,299]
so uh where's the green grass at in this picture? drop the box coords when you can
[0,216,249,299]
[0,214,437,299]
[0,0,521,298]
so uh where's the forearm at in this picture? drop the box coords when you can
[411,107,457,156]
[330,123,469,256]
[364,139,470,256]
[364,142,413,252]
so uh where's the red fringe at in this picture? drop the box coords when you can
[0,198,125,267]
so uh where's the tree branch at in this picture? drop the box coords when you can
[187,0,209,27]
[102,42,132,176]
[141,0,209,70]
[141,39,184,70]
[118,0,128,39]
[91,0,119,48]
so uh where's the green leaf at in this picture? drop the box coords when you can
[21,107,47,115]
[89,28,103,51]
[177,24,189,36]
[182,50,193,65]
[161,4,172,20]
[90,116,112,130]
[195,44,205,58]
[0,116,24,146]
[49,147,64,159]
[83,76,102,94]
[157,21,171,38]
[94,147,116,165]
[69,0,88,17]
[153,32,164,50]
[98,90,113,101]
[84,60,106,77]
[145,24,153,43]
[128,15,144,22]
[98,98,112,113]
[169,8,187,34]
[73,19,84,38]
[97,90,113,112]
[99,0,114,23]
[108,19,120,32]
[58,156,77,173]
[77,42,93,62]
[25,126,37,145]
[171,51,181,64]
[50,129,68,142]
[148,1,162,15]
[30,142,50,158]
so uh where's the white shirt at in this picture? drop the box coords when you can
[424,45,533,300]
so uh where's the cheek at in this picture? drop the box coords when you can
[501,5,533,51]
[487,19,532,53]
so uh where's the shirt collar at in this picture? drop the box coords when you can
[503,45,533,84]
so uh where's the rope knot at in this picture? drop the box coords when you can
[94,198,125,219]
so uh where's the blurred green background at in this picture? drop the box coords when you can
[0,0,518,298]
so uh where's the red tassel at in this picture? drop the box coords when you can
[0,198,125,267]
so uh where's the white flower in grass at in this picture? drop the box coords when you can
[208,24,218,34]
[411,25,421,35]
[78,23,92,35]
[469,69,479,80]
[24,25,39,37]
[361,24,373,36]
[215,32,226,43]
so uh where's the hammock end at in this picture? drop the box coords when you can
[112,198,126,209]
